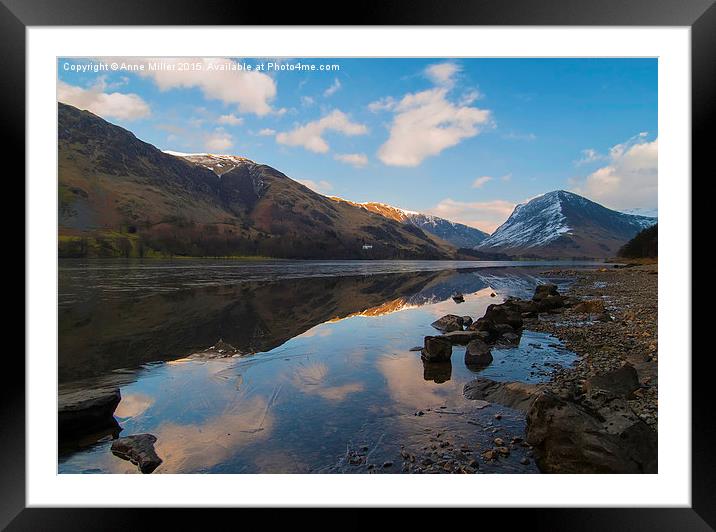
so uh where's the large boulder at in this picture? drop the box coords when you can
[532,284,560,301]
[583,363,640,399]
[430,314,464,332]
[464,339,493,367]
[532,284,565,312]
[58,387,121,440]
[537,295,565,312]
[421,336,452,362]
[463,378,543,412]
[483,304,523,329]
[468,317,493,332]
[504,298,539,316]
[111,434,163,474]
[467,319,497,343]
[493,323,514,335]
[526,391,657,474]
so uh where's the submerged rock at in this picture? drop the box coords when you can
[464,340,493,367]
[58,388,121,440]
[111,434,163,474]
[421,336,452,362]
[439,330,484,345]
[463,378,543,413]
[430,314,464,332]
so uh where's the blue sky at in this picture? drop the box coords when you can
[57,57,657,232]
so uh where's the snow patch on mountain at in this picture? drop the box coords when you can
[165,151,254,176]
[480,190,573,249]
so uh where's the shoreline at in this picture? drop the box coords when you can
[530,264,658,429]
[409,263,658,474]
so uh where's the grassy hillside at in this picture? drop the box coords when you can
[58,103,454,260]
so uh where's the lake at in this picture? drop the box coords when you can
[57,259,593,474]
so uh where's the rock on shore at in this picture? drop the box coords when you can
[526,387,656,473]
[462,269,658,473]
[464,378,543,412]
[58,387,121,440]
[111,433,163,473]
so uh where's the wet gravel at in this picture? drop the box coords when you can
[529,264,658,429]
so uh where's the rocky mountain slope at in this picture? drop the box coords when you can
[58,103,453,260]
[477,190,656,259]
[329,198,489,249]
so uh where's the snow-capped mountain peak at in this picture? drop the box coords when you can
[478,190,656,258]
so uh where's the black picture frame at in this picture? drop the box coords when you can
[4,0,710,526]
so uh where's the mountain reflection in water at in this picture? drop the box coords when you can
[58,260,582,474]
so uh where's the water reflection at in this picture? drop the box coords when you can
[58,260,580,474]
[422,361,452,383]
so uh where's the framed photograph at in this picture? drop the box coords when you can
[7,0,711,525]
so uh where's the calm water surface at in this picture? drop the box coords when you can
[58,260,591,474]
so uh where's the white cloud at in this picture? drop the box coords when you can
[426,198,516,234]
[458,89,482,105]
[572,133,657,211]
[301,95,315,107]
[110,57,277,116]
[324,78,341,97]
[276,110,368,153]
[217,113,243,126]
[424,62,461,87]
[257,128,276,136]
[472,176,492,188]
[58,80,150,121]
[334,153,368,168]
[575,148,604,166]
[204,129,233,152]
[368,96,397,112]
[297,179,334,194]
[377,88,491,167]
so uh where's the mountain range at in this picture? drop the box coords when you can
[58,103,451,260]
[58,102,655,260]
[328,198,489,249]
